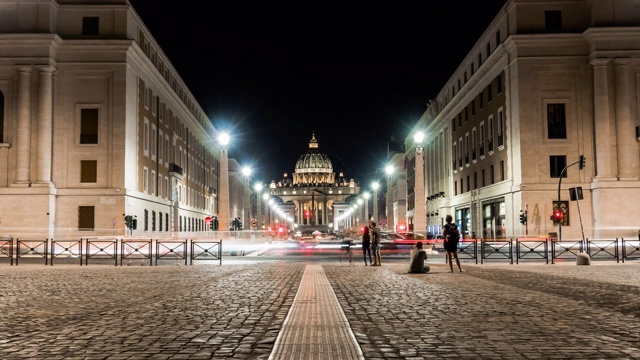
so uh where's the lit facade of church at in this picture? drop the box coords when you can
[267,133,360,233]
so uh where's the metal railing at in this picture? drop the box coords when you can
[586,238,618,263]
[0,238,223,266]
[516,239,548,264]
[621,239,640,263]
[481,240,513,264]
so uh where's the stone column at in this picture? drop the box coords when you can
[386,176,394,231]
[13,67,32,186]
[218,147,229,232]
[35,66,55,186]
[590,59,616,179]
[414,146,426,233]
[614,59,639,180]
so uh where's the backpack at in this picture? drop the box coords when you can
[447,223,460,242]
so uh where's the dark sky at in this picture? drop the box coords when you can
[129,0,507,185]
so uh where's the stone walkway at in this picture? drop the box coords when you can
[0,260,637,359]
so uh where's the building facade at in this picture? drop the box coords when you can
[0,0,229,239]
[407,0,640,240]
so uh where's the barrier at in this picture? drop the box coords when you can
[621,239,640,263]
[191,239,222,265]
[445,239,478,264]
[586,238,618,263]
[86,239,118,266]
[156,240,188,266]
[481,239,513,264]
[515,239,548,264]
[0,237,13,265]
[50,239,83,266]
[551,240,583,264]
[121,239,153,266]
[16,239,49,265]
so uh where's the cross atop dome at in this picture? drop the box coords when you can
[309,131,318,150]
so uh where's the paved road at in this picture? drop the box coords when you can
[0,259,638,359]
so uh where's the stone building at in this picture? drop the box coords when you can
[406,0,640,240]
[267,133,361,234]
[0,0,229,238]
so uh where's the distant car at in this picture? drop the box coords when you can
[377,232,401,250]
[394,232,435,245]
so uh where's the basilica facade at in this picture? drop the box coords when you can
[267,133,361,234]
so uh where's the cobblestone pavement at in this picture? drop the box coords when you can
[0,260,639,359]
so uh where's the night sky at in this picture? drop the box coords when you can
[128,0,507,186]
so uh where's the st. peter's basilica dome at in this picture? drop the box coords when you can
[292,132,335,185]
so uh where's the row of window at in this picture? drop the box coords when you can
[138,30,209,130]
[77,205,210,233]
[454,161,505,196]
[443,8,563,107]
[452,74,503,133]
[453,155,569,197]
[453,108,505,170]
[449,31,502,102]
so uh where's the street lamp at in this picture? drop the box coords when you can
[385,165,395,232]
[363,192,370,223]
[241,166,252,231]
[254,182,263,230]
[413,131,426,233]
[372,181,379,223]
[218,132,230,232]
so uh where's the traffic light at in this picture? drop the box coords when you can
[551,209,563,224]
[578,155,586,170]
[304,210,311,218]
[519,211,527,225]
[124,215,132,229]
[131,217,137,230]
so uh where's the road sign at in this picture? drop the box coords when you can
[205,216,213,224]
[250,219,257,227]
[112,217,116,225]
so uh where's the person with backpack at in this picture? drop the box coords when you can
[443,215,463,273]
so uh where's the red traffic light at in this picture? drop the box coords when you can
[304,210,311,218]
[552,209,564,221]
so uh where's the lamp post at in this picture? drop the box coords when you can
[254,182,263,230]
[218,132,230,232]
[363,192,370,223]
[262,193,270,230]
[413,131,426,233]
[385,165,395,232]
[241,166,251,231]
[372,182,379,223]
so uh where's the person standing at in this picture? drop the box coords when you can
[443,215,463,273]
[370,222,381,266]
[408,241,429,273]
[361,225,372,266]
